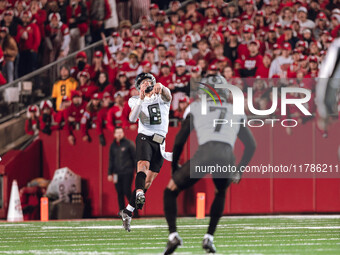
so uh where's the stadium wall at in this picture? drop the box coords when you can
[1,121,339,218]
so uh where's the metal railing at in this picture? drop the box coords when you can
[0,0,192,124]
[0,40,104,124]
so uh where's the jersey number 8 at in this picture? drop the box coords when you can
[148,104,162,125]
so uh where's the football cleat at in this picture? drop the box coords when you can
[164,234,183,255]
[120,210,132,232]
[202,237,216,253]
[136,192,146,210]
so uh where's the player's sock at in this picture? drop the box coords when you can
[207,191,226,235]
[125,190,137,217]
[135,172,146,191]
[204,233,214,241]
[169,232,180,241]
[164,188,179,233]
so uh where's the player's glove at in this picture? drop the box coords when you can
[99,134,106,146]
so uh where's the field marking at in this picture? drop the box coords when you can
[244,226,340,230]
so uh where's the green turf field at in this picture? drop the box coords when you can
[0,215,339,255]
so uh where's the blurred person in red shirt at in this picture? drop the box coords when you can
[25,105,40,136]
[39,100,57,135]
[15,10,41,77]
[237,25,254,61]
[173,95,190,120]
[43,12,70,65]
[120,50,140,84]
[80,93,101,142]
[29,0,47,38]
[193,39,212,63]
[240,40,263,78]
[89,50,116,84]
[158,60,174,88]
[66,0,88,53]
[77,70,98,101]
[114,71,132,100]
[171,59,191,110]
[55,96,71,129]
[95,71,115,94]
[106,91,129,131]
[255,53,272,78]
[70,51,90,79]
[96,92,113,146]
[65,90,87,145]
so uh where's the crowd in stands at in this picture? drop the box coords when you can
[24,0,340,141]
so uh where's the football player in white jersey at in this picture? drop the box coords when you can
[120,73,172,232]
[163,75,256,254]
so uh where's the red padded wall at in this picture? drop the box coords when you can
[31,120,340,217]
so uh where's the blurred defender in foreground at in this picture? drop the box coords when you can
[163,75,257,254]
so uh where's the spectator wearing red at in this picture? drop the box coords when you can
[39,100,57,135]
[106,91,129,131]
[114,71,132,101]
[89,50,115,84]
[158,60,174,88]
[143,47,159,74]
[266,27,278,51]
[43,13,70,65]
[120,50,139,84]
[193,39,212,63]
[277,24,299,50]
[171,59,191,110]
[183,0,203,24]
[1,10,20,38]
[138,60,157,77]
[309,41,320,56]
[179,46,196,71]
[256,53,272,78]
[55,96,71,129]
[242,0,256,19]
[330,14,340,38]
[240,40,263,78]
[173,95,190,120]
[96,92,113,146]
[25,105,40,136]
[237,25,254,61]
[65,90,87,145]
[189,66,201,89]
[96,71,115,94]
[88,0,111,43]
[29,0,47,38]
[131,29,142,45]
[16,10,41,77]
[149,3,159,24]
[66,0,88,53]
[182,34,198,57]
[77,71,98,101]
[313,12,329,39]
[80,93,101,142]
[155,44,167,66]
[0,0,6,16]
[70,51,90,79]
